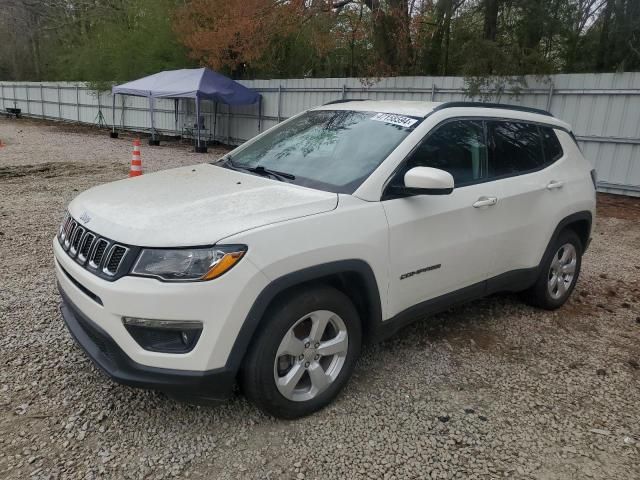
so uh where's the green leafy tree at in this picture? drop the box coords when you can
[49,0,194,88]
[0,0,638,84]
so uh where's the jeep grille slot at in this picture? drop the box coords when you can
[57,213,132,281]
[63,220,77,250]
[103,245,128,276]
[77,232,95,263]
[59,212,71,241]
[91,239,109,268]
[69,226,85,256]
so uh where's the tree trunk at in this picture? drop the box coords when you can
[483,0,499,41]
[520,0,545,51]
[442,3,453,75]
[365,0,411,74]
[29,14,41,80]
[596,0,614,71]
[425,0,453,75]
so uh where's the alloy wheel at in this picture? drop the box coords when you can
[273,310,348,402]
[548,243,577,300]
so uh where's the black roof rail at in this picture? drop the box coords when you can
[433,101,553,117]
[323,98,367,106]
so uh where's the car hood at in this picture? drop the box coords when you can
[68,164,338,247]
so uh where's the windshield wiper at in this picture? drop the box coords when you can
[219,157,295,182]
[245,165,295,181]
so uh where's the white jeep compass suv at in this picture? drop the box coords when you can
[54,100,596,418]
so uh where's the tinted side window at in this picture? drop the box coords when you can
[406,120,487,187]
[540,126,563,162]
[488,121,544,178]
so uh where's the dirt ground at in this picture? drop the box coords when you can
[0,117,639,480]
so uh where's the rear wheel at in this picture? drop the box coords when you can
[524,229,582,310]
[240,285,361,419]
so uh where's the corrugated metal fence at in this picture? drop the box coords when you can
[1,73,639,196]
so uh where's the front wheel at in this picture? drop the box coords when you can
[524,229,582,310]
[240,286,362,419]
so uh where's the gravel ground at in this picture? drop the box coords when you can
[1,117,639,480]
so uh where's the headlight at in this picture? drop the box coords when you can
[131,245,247,282]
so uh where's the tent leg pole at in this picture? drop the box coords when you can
[213,102,217,145]
[174,99,179,139]
[110,94,118,138]
[195,95,206,153]
[149,96,159,145]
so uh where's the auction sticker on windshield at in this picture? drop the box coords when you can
[371,112,418,129]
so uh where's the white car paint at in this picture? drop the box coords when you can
[382,179,507,316]
[54,100,596,376]
[404,166,454,190]
[68,164,337,247]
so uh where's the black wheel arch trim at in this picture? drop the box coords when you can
[225,259,383,375]
[545,211,592,257]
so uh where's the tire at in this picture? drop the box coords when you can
[524,229,583,310]
[240,285,362,419]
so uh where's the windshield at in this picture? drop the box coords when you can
[219,110,419,193]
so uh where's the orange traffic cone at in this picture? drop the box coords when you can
[129,138,142,177]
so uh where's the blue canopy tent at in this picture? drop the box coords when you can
[111,68,261,152]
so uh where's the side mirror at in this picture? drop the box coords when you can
[391,167,454,196]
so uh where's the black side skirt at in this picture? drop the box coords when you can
[370,267,539,342]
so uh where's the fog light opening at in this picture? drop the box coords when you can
[122,317,203,354]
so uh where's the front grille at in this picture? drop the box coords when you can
[91,239,109,268]
[78,233,95,262]
[104,246,127,275]
[57,212,133,281]
[64,221,77,249]
[69,226,85,256]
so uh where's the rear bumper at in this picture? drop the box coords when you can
[59,284,235,401]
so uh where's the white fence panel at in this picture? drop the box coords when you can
[1,73,639,196]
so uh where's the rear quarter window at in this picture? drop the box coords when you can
[540,126,563,162]
[487,121,545,178]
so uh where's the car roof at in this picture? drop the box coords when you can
[314,100,441,117]
[313,99,571,131]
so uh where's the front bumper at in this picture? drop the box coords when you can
[59,284,235,401]
[53,236,268,371]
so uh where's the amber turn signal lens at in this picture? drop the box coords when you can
[201,251,246,280]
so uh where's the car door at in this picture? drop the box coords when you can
[483,121,567,279]
[382,119,504,318]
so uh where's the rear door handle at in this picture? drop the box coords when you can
[473,196,498,208]
[547,180,564,190]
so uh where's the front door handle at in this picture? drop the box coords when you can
[473,196,498,208]
[547,180,564,190]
